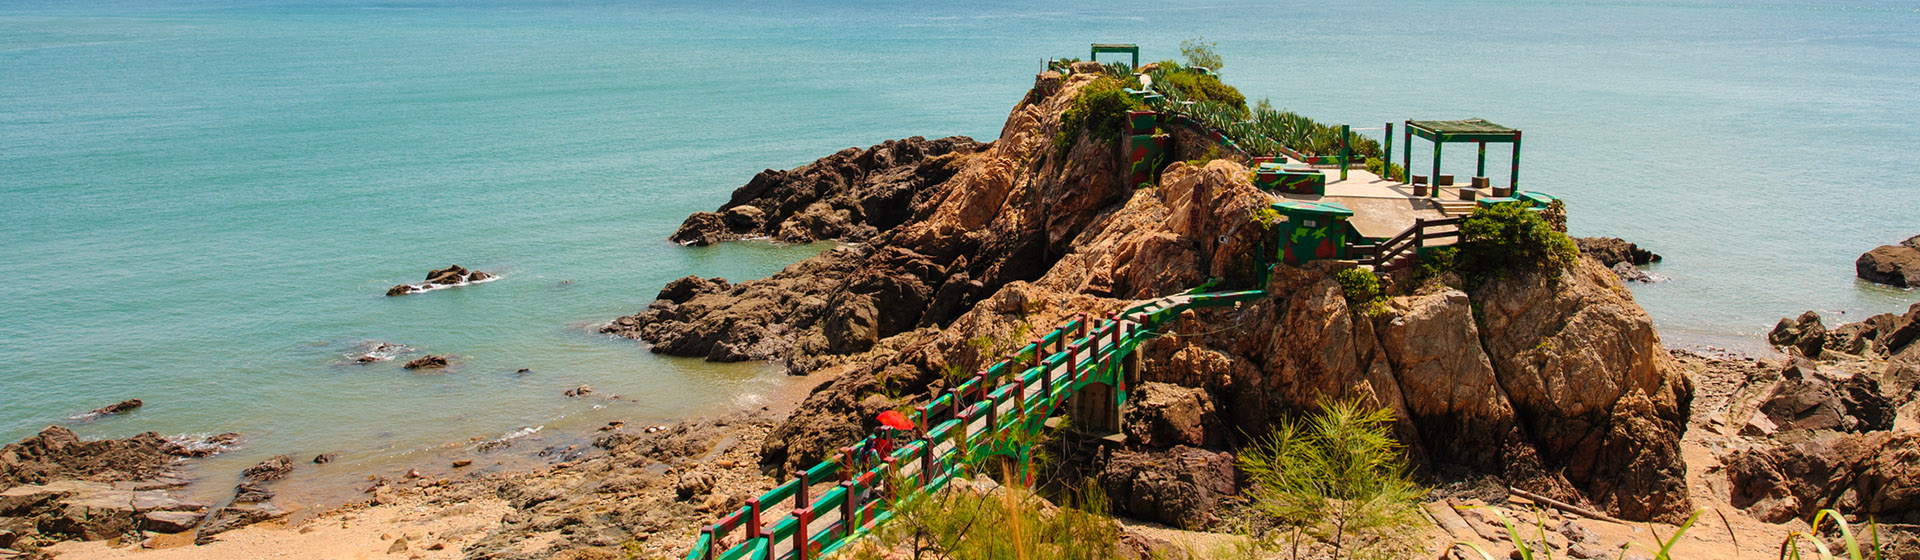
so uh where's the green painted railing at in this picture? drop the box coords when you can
[685,288,1266,560]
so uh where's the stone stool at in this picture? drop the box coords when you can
[1458,187,1479,201]
[1491,185,1514,197]
[1411,175,1430,197]
[1437,174,1455,186]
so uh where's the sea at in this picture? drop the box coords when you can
[3,0,1916,501]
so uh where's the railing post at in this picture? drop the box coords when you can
[984,389,999,434]
[840,479,857,538]
[1052,326,1065,353]
[795,473,809,511]
[1028,338,1042,368]
[1014,377,1028,414]
[746,497,762,540]
[1040,355,1054,403]
[838,447,853,482]
[973,371,988,403]
[1067,342,1079,373]
[914,405,928,439]
[919,435,934,487]
[949,387,965,423]
[1077,313,1088,338]
[701,526,717,560]
[793,507,813,560]
[1413,218,1426,250]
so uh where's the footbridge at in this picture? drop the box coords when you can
[684,287,1266,560]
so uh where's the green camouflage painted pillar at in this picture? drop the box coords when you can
[1511,131,1522,190]
[1402,121,1412,185]
[1339,124,1351,181]
[1431,140,1443,197]
[1384,122,1394,181]
[1476,141,1487,177]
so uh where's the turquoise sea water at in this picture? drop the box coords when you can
[3,0,1916,496]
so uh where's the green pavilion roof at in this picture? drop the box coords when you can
[1408,119,1517,135]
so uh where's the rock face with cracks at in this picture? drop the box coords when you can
[626,70,1697,524]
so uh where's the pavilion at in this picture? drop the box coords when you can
[1400,119,1522,195]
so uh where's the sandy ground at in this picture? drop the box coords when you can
[46,495,512,560]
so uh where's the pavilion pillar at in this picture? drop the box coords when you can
[1402,121,1412,185]
[1431,140,1443,198]
[1339,124,1351,181]
[1476,141,1487,177]
[1383,122,1395,181]
[1510,131,1522,190]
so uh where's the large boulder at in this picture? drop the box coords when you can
[0,426,190,487]
[1770,311,1829,358]
[1857,235,1920,288]
[1728,431,1920,523]
[1095,446,1236,530]
[1124,382,1225,449]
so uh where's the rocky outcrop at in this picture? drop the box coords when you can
[634,70,1695,523]
[1753,359,1893,433]
[1728,431,1920,523]
[0,426,192,487]
[386,264,495,296]
[1769,304,1920,360]
[613,73,1136,366]
[668,136,984,246]
[1856,235,1920,288]
[1574,237,1661,267]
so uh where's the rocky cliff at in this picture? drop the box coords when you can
[619,70,1696,522]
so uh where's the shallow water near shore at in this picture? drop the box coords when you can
[2,0,1917,499]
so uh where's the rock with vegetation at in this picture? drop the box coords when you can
[626,68,1696,525]
[1856,235,1920,288]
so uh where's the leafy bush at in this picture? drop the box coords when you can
[1237,398,1426,560]
[1054,77,1139,158]
[1180,36,1223,71]
[1334,267,1388,316]
[1151,66,1246,112]
[1452,203,1578,283]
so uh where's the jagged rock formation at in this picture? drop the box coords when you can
[1728,431,1920,523]
[1857,235,1920,288]
[624,70,1696,522]
[668,136,983,246]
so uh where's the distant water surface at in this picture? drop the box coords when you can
[1,0,1915,496]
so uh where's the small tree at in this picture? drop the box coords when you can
[1237,398,1426,560]
[1180,36,1224,71]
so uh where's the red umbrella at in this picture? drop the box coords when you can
[877,410,915,431]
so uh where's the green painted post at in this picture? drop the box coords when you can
[1511,131,1522,189]
[1476,141,1486,177]
[1383,122,1394,181]
[1431,140,1443,197]
[1339,124,1351,181]
[1402,121,1412,185]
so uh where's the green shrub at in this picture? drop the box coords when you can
[1452,203,1578,283]
[1054,77,1139,158]
[1153,68,1245,112]
[1237,398,1426,560]
[1334,267,1388,316]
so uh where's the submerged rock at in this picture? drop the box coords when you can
[1857,235,1920,288]
[403,355,450,370]
[386,264,495,296]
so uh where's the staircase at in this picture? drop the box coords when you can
[1352,217,1462,272]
